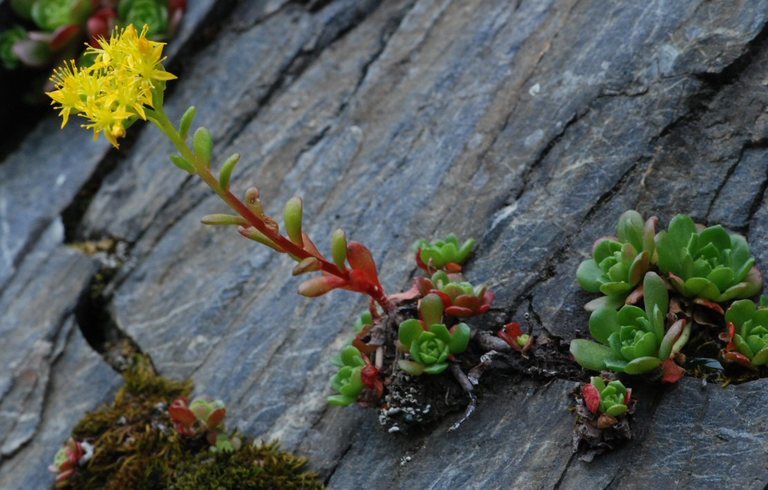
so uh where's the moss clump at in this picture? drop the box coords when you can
[60,356,322,489]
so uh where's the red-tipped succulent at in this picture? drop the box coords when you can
[415,271,494,317]
[48,438,93,483]
[497,322,534,353]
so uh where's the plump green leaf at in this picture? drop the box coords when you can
[283,197,303,245]
[570,339,616,371]
[643,271,668,334]
[576,259,604,293]
[398,319,423,349]
[584,295,626,312]
[327,394,356,406]
[684,277,721,301]
[420,293,444,327]
[698,225,731,252]
[331,229,347,270]
[589,307,619,344]
[752,347,768,366]
[218,153,240,190]
[193,127,213,165]
[340,345,364,367]
[179,106,196,139]
[605,404,628,417]
[623,356,661,374]
[423,363,449,374]
[617,210,644,252]
[448,323,471,354]
[398,359,425,376]
[594,239,622,263]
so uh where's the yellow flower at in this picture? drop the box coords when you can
[46,24,176,148]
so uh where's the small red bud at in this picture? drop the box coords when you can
[582,383,601,415]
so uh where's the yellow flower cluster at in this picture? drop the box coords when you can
[47,25,176,148]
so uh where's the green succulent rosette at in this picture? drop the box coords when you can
[416,234,476,271]
[353,310,373,333]
[587,377,629,416]
[119,0,169,37]
[0,26,27,69]
[31,0,93,31]
[570,271,690,374]
[397,318,470,376]
[576,210,656,310]
[327,346,365,406]
[655,214,762,302]
[724,299,768,366]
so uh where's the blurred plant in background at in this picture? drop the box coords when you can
[0,0,185,103]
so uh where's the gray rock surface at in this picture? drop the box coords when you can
[3,0,768,488]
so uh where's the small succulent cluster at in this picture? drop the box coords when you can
[572,376,635,462]
[326,235,490,419]
[571,210,765,382]
[415,234,476,273]
[0,0,185,71]
[169,396,242,452]
[48,437,93,483]
[721,298,768,367]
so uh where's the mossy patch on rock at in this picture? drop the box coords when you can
[58,356,322,489]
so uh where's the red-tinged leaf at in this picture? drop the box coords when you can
[445,305,473,317]
[169,398,196,425]
[444,262,463,273]
[415,248,430,271]
[478,304,491,314]
[661,358,685,384]
[693,298,724,315]
[504,322,523,338]
[624,388,632,406]
[719,322,736,349]
[388,282,421,303]
[206,408,226,430]
[361,365,379,388]
[430,290,453,308]
[50,24,80,51]
[347,241,381,286]
[301,232,322,257]
[298,275,346,297]
[415,277,434,296]
[345,269,375,294]
[582,383,601,414]
[723,351,753,368]
[454,294,481,310]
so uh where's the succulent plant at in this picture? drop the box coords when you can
[655,214,761,302]
[327,346,366,406]
[416,270,494,317]
[168,395,236,450]
[721,299,768,367]
[415,234,476,272]
[570,271,690,378]
[31,0,93,31]
[48,438,93,483]
[119,0,168,37]
[581,376,630,417]
[0,26,27,69]
[497,322,534,353]
[397,293,471,375]
[576,210,656,310]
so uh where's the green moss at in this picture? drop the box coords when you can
[60,355,322,489]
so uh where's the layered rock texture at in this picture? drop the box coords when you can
[2,0,768,488]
